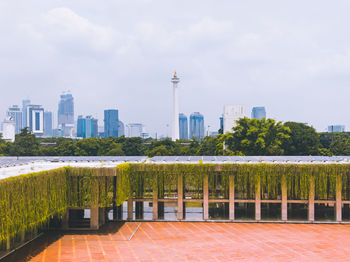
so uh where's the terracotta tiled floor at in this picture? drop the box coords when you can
[28,222,350,261]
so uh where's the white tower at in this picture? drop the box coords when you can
[171,71,180,141]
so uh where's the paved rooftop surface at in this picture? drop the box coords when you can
[19,222,350,261]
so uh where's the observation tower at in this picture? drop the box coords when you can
[171,71,180,141]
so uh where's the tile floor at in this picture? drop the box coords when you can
[28,222,350,261]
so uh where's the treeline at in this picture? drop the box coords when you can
[0,118,349,156]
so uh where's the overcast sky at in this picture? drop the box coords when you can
[1,0,350,136]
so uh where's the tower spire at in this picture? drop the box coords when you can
[171,71,180,141]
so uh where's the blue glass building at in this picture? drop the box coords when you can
[43,111,53,137]
[328,125,345,132]
[77,115,96,138]
[104,109,119,138]
[190,112,204,140]
[179,113,188,140]
[251,107,266,119]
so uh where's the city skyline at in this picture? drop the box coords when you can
[1,1,350,135]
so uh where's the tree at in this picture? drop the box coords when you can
[329,136,350,155]
[197,136,220,155]
[122,137,145,156]
[106,143,124,156]
[10,128,39,156]
[282,122,319,155]
[223,117,290,155]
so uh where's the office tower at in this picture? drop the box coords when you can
[251,107,266,119]
[2,118,15,142]
[223,105,244,133]
[77,115,95,138]
[179,113,188,140]
[328,125,345,133]
[104,109,119,138]
[93,119,98,138]
[22,99,31,128]
[43,111,53,137]
[27,105,44,135]
[219,116,223,134]
[171,71,180,141]
[118,120,125,137]
[189,112,204,140]
[127,123,143,137]
[7,105,23,134]
[58,93,74,136]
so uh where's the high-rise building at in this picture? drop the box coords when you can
[223,105,244,133]
[93,119,98,138]
[127,123,143,137]
[2,118,15,142]
[118,120,125,137]
[44,111,53,137]
[328,125,345,133]
[22,99,31,128]
[104,109,119,138]
[179,113,188,140]
[58,93,74,136]
[189,112,204,140]
[27,105,44,135]
[171,71,180,141]
[77,115,96,138]
[7,105,23,134]
[251,107,266,119]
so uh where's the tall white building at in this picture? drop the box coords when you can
[223,105,244,133]
[127,123,143,137]
[27,105,44,135]
[2,118,15,142]
[171,71,180,141]
[7,105,23,134]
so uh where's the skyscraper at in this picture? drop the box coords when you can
[171,71,180,141]
[189,112,204,140]
[7,105,23,134]
[328,125,345,132]
[27,105,44,135]
[251,107,266,119]
[118,120,125,137]
[104,109,119,138]
[223,105,244,133]
[58,93,74,136]
[22,99,31,128]
[77,115,96,138]
[43,111,53,137]
[179,113,188,140]
[93,118,98,138]
[127,123,143,137]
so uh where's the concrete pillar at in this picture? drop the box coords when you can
[255,177,261,221]
[336,175,342,222]
[308,176,315,222]
[203,174,209,220]
[6,237,10,251]
[90,207,99,230]
[177,173,184,220]
[127,198,133,220]
[153,179,158,220]
[62,208,69,230]
[229,174,235,221]
[20,230,25,243]
[281,175,288,221]
[99,207,105,225]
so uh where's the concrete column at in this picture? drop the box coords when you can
[203,174,209,220]
[6,237,10,251]
[281,175,288,221]
[20,230,25,243]
[99,207,105,225]
[308,176,315,222]
[255,177,261,221]
[127,198,133,221]
[62,208,69,230]
[177,173,184,220]
[229,174,235,221]
[153,178,158,220]
[90,207,99,230]
[336,175,342,222]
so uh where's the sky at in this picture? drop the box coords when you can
[1,0,350,136]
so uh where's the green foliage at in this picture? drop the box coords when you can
[10,128,39,156]
[223,118,291,155]
[283,122,320,155]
